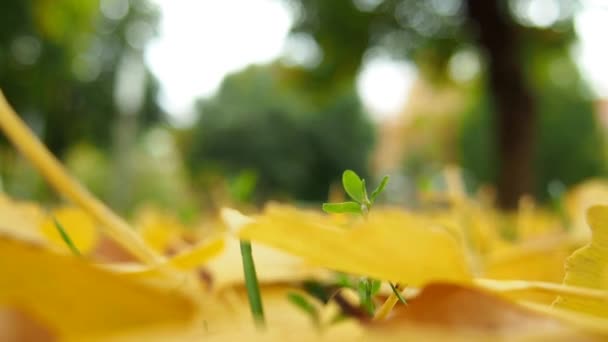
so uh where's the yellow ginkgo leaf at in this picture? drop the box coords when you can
[237,204,472,287]
[0,236,196,339]
[40,206,99,254]
[565,180,608,242]
[370,282,605,341]
[484,234,574,284]
[210,208,331,289]
[206,235,332,290]
[554,205,608,317]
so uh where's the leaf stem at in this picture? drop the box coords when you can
[240,240,265,328]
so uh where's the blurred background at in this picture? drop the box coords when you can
[1,0,608,219]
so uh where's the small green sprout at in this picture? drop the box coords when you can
[52,217,81,256]
[320,170,404,317]
[322,170,389,215]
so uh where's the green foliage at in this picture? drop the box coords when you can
[287,0,598,205]
[186,65,374,202]
[60,132,198,217]
[459,55,606,201]
[284,0,469,85]
[534,88,606,200]
[0,0,163,155]
[459,91,498,187]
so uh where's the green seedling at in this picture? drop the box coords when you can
[321,170,406,317]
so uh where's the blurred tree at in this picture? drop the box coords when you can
[0,0,163,155]
[283,0,599,209]
[465,0,535,209]
[186,64,374,202]
[461,24,606,202]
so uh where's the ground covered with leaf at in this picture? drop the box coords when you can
[3,91,608,341]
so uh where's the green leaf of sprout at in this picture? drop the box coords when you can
[287,292,319,325]
[322,201,362,214]
[357,279,375,315]
[52,217,81,256]
[335,273,355,289]
[370,175,390,203]
[370,279,382,295]
[342,170,365,203]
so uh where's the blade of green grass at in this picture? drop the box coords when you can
[287,292,319,327]
[52,217,81,256]
[389,282,407,304]
[240,240,265,328]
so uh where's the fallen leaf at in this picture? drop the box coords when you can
[205,237,331,290]
[371,283,600,341]
[0,236,196,339]
[554,205,608,317]
[212,208,331,289]
[484,234,574,284]
[0,306,57,342]
[238,204,472,287]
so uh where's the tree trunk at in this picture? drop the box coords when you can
[466,0,536,210]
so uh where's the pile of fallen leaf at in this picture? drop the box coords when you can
[3,90,608,341]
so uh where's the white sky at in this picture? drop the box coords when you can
[574,6,608,97]
[145,0,292,124]
[145,0,608,125]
